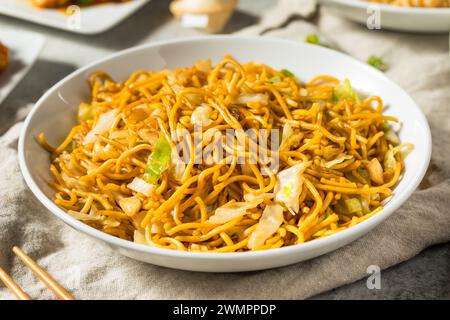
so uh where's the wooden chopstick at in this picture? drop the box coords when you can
[0,266,31,300]
[12,246,76,300]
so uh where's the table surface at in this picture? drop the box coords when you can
[0,0,448,299]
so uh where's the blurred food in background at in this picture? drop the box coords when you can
[31,0,129,8]
[0,42,8,74]
[170,0,238,33]
[368,0,449,7]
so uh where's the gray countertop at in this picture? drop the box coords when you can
[1,0,448,299]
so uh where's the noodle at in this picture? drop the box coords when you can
[41,56,411,252]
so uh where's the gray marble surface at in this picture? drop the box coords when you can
[0,0,448,299]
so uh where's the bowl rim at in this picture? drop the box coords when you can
[320,0,450,15]
[18,35,432,261]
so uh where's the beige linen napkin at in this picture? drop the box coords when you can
[1,1,449,300]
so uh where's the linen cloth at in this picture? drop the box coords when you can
[0,1,449,299]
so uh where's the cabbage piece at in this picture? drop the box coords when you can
[236,93,269,105]
[333,79,360,102]
[151,222,165,235]
[305,34,320,45]
[269,76,281,83]
[323,153,353,169]
[191,104,213,127]
[170,152,186,182]
[208,199,263,224]
[383,144,413,173]
[172,84,184,94]
[366,158,384,185]
[367,55,388,72]
[360,197,371,213]
[358,168,370,181]
[382,122,400,145]
[127,177,155,197]
[280,69,295,77]
[280,69,300,82]
[134,230,147,245]
[119,197,142,217]
[61,172,87,190]
[305,34,328,47]
[137,128,159,146]
[144,136,172,184]
[274,162,311,214]
[384,129,400,145]
[83,109,117,145]
[194,59,212,73]
[243,192,274,202]
[334,198,363,216]
[384,148,396,173]
[185,93,203,105]
[248,204,284,250]
[103,218,120,228]
[281,122,294,146]
[78,103,93,122]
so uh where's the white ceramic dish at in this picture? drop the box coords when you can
[0,0,150,35]
[320,0,450,33]
[0,28,45,106]
[19,36,431,272]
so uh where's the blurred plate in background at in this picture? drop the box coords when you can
[0,28,45,106]
[320,0,450,33]
[0,0,151,35]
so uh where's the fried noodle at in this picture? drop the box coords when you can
[40,55,412,252]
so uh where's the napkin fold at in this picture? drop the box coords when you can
[1,0,449,299]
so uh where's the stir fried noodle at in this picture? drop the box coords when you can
[40,56,412,252]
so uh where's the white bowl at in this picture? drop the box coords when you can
[19,36,431,272]
[320,0,450,33]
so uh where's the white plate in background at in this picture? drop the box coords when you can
[19,36,431,272]
[0,0,151,35]
[320,0,450,33]
[0,29,45,106]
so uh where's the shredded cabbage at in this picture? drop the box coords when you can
[333,79,360,102]
[383,144,413,174]
[275,162,311,214]
[269,76,281,83]
[334,198,363,216]
[248,204,284,249]
[280,69,295,77]
[323,153,353,169]
[134,230,147,245]
[385,129,400,145]
[119,197,142,217]
[243,192,274,202]
[208,200,262,224]
[281,122,294,146]
[305,34,328,47]
[137,128,159,146]
[84,109,117,144]
[366,158,384,185]
[194,59,212,73]
[170,152,186,182]
[127,177,154,197]
[367,55,388,72]
[144,136,172,184]
[191,104,213,127]
[236,93,269,105]
[78,103,93,122]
